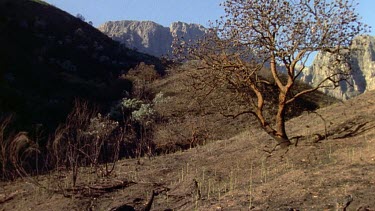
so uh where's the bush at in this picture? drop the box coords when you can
[49,100,123,186]
[0,114,39,180]
[108,92,167,157]
[126,62,160,99]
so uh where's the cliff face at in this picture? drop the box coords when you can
[169,21,207,41]
[98,20,206,57]
[300,35,375,100]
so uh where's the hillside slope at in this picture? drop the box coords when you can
[149,63,338,152]
[1,87,374,211]
[0,0,163,132]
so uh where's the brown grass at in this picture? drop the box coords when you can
[1,90,374,210]
[150,63,337,153]
[0,114,39,180]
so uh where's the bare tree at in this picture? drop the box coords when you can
[173,0,369,147]
[50,100,121,187]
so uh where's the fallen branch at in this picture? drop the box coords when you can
[109,190,155,211]
[88,180,136,192]
[143,190,155,211]
[61,180,137,198]
[0,190,25,204]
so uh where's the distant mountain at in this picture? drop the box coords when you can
[0,0,163,132]
[300,35,375,100]
[97,19,375,101]
[98,20,207,57]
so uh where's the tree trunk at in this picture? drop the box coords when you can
[275,92,291,148]
[252,80,292,148]
[261,123,291,148]
[255,110,291,148]
[266,54,292,148]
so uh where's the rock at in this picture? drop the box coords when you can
[300,35,375,100]
[98,20,206,57]
[169,21,206,42]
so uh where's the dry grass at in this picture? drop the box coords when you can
[0,115,40,180]
[150,64,337,153]
[1,90,374,210]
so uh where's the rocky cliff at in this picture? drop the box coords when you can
[98,20,206,57]
[300,35,375,100]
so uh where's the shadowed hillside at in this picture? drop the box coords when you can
[0,0,164,133]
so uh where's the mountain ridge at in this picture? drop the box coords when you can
[98,20,207,57]
[99,19,375,100]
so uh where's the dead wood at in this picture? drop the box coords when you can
[0,190,25,204]
[88,180,136,192]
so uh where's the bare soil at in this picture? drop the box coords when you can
[150,66,337,153]
[1,91,375,210]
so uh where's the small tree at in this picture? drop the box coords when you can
[126,62,160,99]
[76,13,85,22]
[50,100,121,186]
[174,0,369,147]
[116,97,158,157]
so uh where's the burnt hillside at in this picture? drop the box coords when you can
[0,0,164,132]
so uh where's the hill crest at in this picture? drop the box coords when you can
[98,20,206,57]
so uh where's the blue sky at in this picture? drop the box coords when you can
[44,0,224,27]
[44,0,374,35]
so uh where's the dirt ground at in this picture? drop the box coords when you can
[1,91,375,210]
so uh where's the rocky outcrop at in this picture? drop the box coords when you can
[98,20,206,57]
[300,35,375,100]
[169,21,206,42]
